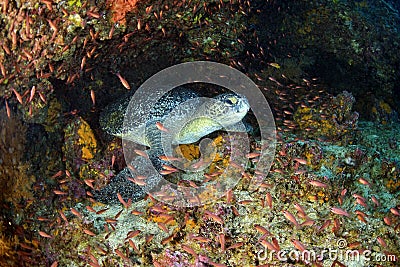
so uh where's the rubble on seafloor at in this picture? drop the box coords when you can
[27,118,398,266]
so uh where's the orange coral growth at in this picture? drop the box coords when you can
[0,232,18,264]
[106,0,139,25]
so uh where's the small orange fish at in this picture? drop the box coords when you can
[283,210,299,227]
[38,91,47,103]
[39,231,53,238]
[111,155,116,168]
[162,165,178,172]
[377,237,387,248]
[293,158,307,165]
[260,240,278,251]
[254,224,270,235]
[371,196,380,207]
[131,210,143,216]
[358,177,371,186]
[115,72,130,90]
[317,219,331,233]
[267,62,280,69]
[159,155,182,162]
[390,207,400,216]
[53,190,67,195]
[357,214,367,223]
[308,180,328,188]
[90,90,95,106]
[128,177,147,186]
[145,234,154,244]
[301,220,315,227]
[28,86,35,102]
[191,159,207,169]
[159,170,176,175]
[145,6,153,14]
[352,193,366,201]
[59,210,68,224]
[47,19,57,32]
[265,192,273,209]
[83,229,96,236]
[181,244,197,257]
[291,239,306,252]
[226,190,233,204]
[355,197,368,209]
[340,189,347,196]
[204,211,224,224]
[226,242,243,250]
[330,207,350,217]
[126,230,141,239]
[155,121,169,132]
[84,179,95,189]
[246,152,261,159]
[129,239,139,253]
[219,233,225,251]
[239,200,252,205]
[81,56,86,70]
[5,99,10,118]
[87,11,100,19]
[114,248,129,261]
[157,222,168,233]
[117,193,128,208]
[70,208,83,219]
[86,206,96,213]
[293,203,306,216]
[12,88,23,104]
[191,235,211,243]
[134,149,148,158]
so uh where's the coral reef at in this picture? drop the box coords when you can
[0,109,34,208]
[294,91,359,142]
[0,0,249,123]
[0,231,17,266]
[29,120,397,266]
[107,0,138,25]
[63,116,98,174]
[371,99,399,124]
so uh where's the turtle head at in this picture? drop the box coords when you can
[207,93,250,126]
[171,93,250,144]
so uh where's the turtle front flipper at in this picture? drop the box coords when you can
[93,151,165,204]
[93,168,145,204]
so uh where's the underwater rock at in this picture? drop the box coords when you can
[0,108,35,207]
[294,91,359,142]
[371,99,399,124]
[62,116,98,176]
[93,155,164,204]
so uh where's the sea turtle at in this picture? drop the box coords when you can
[100,87,250,146]
[95,87,250,204]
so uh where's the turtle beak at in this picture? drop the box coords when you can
[236,98,249,113]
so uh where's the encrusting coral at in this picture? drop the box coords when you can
[0,109,35,208]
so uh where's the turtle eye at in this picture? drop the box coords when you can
[225,96,238,106]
